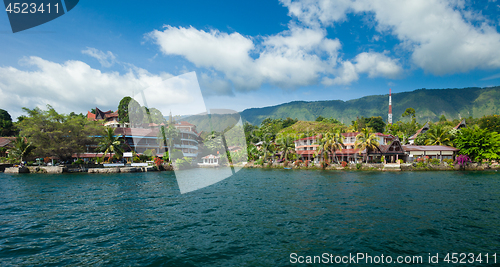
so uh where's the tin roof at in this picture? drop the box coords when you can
[402,145,459,152]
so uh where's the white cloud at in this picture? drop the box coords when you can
[282,0,500,75]
[0,56,194,119]
[354,52,402,79]
[148,23,400,90]
[82,47,117,67]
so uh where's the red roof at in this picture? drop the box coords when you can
[0,137,11,147]
[87,111,96,120]
[296,150,317,156]
[453,119,466,130]
[175,121,195,126]
[105,112,119,118]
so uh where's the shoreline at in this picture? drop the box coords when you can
[1,162,499,174]
[243,161,500,172]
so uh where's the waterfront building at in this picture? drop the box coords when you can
[402,145,458,162]
[87,107,129,128]
[112,122,200,160]
[408,122,430,144]
[198,154,220,167]
[294,133,400,163]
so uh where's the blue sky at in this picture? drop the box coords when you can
[1,0,500,119]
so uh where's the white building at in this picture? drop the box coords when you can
[198,154,220,167]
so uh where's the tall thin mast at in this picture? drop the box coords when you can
[388,88,393,124]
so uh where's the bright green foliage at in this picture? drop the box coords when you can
[275,135,296,161]
[8,136,35,163]
[203,132,225,155]
[315,131,344,163]
[454,125,500,161]
[355,128,380,163]
[0,109,14,136]
[118,96,132,123]
[439,115,447,122]
[175,157,192,169]
[98,128,123,162]
[477,114,500,133]
[17,106,105,161]
[402,108,416,119]
[424,125,453,146]
[352,116,385,133]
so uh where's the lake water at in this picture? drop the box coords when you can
[1,169,500,266]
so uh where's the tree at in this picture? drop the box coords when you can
[155,124,182,162]
[477,114,500,133]
[8,136,35,163]
[315,132,344,163]
[402,108,416,119]
[118,96,132,123]
[439,114,447,122]
[127,98,144,127]
[148,108,166,124]
[315,116,325,122]
[17,106,105,161]
[366,116,386,133]
[454,125,500,162]
[354,128,380,163]
[352,116,385,133]
[98,128,123,162]
[0,109,14,136]
[276,135,296,161]
[424,125,453,146]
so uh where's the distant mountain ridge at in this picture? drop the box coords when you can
[239,86,500,125]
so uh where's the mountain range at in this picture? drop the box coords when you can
[238,86,500,125]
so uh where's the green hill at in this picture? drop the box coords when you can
[239,86,500,125]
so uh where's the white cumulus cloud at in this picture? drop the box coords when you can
[0,56,194,119]
[148,23,402,91]
[281,0,500,75]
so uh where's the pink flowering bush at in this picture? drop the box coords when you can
[456,154,470,168]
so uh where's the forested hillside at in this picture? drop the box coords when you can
[239,86,500,125]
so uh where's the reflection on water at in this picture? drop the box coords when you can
[1,170,499,266]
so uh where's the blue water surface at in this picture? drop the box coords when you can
[1,169,500,266]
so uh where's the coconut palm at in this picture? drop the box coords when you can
[326,131,344,163]
[260,138,275,162]
[315,132,344,163]
[276,135,295,161]
[98,128,123,162]
[9,136,35,163]
[354,128,380,163]
[425,126,453,146]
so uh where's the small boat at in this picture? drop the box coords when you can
[284,167,292,170]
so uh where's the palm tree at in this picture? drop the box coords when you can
[261,138,275,162]
[276,135,295,161]
[315,132,344,163]
[9,136,35,163]
[164,125,181,161]
[354,128,380,163]
[326,131,344,163]
[98,128,123,162]
[425,126,453,146]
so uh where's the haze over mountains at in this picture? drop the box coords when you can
[237,86,500,125]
